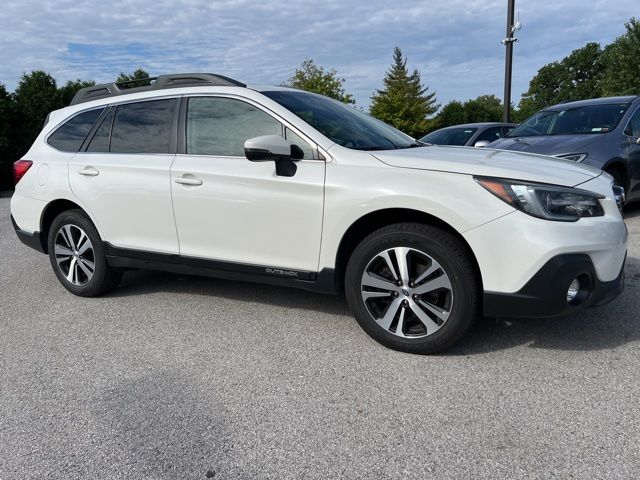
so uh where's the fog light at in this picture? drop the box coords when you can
[567,278,580,302]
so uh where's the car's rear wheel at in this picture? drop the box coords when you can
[47,209,122,297]
[345,223,480,354]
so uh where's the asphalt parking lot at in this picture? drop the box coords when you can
[1,196,639,480]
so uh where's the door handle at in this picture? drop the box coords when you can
[78,167,99,177]
[175,176,203,186]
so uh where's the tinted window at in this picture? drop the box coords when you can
[475,126,503,144]
[262,90,416,151]
[625,107,640,137]
[186,97,282,156]
[420,127,478,146]
[501,126,515,137]
[86,108,114,152]
[508,104,629,137]
[110,99,176,153]
[48,108,104,152]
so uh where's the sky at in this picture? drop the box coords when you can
[0,0,637,109]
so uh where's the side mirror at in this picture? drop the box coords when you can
[473,140,491,148]
[244,135,302,177]
[636,137,640,145]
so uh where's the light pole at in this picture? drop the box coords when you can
[501,0,520,122]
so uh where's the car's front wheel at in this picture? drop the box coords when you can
[604,166,626,192]
[47,209,122,297]
[345,223,480,354]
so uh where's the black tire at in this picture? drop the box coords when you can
[605,166,625,190]
[47,209,122,297]
[344,223,480,354]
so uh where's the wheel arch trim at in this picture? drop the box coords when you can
[330,208,484,294]
[602,158,630,188]
[39,197,104,253]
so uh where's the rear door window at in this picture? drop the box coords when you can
[48,108,104,152]
[110,99,176,154]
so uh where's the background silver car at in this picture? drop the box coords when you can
[420,122,516,147]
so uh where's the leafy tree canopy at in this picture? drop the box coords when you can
[12,71,59,156]
[427,95,504,133]
[116,68,152,86]
[57,79,96,106]
[284,59,354,104]
[600,18,640,96]
[518,42,604,118]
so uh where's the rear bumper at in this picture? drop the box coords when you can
[11,215,45,253]
[484,253,625,318]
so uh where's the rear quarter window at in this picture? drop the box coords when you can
[47,108,104,152]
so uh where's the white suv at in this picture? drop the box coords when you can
[10,73,628,353]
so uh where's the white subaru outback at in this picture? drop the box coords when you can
[10,73,628,353]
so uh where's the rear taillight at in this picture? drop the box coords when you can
[13,160,33,185]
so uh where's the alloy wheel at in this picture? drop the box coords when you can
[54,224,95,286]
[360,247,453,338]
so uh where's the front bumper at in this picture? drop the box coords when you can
[484,253,625,318]
[11,215,46,253]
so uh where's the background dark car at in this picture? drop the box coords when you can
[420,122,516,148]
[489,96,640,200]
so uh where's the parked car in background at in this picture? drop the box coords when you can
[489,96,640,202]
[419,122,516,148]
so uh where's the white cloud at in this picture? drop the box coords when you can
[0,0,636,108]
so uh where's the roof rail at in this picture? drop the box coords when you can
[70,73,246,105]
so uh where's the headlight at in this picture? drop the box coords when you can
[475,177,605,222]
[556,153,588,162]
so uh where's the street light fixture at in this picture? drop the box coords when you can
[502,0,521,122]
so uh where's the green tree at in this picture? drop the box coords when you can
[0,84,17,190]
[13,71,60,158]
[601,18,640,95]
[369,47,439,138]
[116,68,152,86]
[57,79,96,106]
[518,42,604,117]
[284,59,354,104]
[436,100,466,127]
[462,95,503,123]
[427,95,504,133]
[425,100,464,132]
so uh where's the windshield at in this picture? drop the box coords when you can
[508,103,629,137]
[420,127,478,146]
[262,90,417,150]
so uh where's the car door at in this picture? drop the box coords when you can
[170,95,325,274]
[69,98,180,254]
[623,105,640,196]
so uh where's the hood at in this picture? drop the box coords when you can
[371,145,601,187]
[488,134,603,156]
